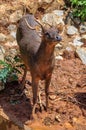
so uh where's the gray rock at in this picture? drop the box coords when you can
[73,17,81,26]
[0,33,6,42]
[67,26,78,35]
[73,37,84,47]
[8,24,16,31]
[80,24,86,33]
[53,10,64,16]
[76,47,86,65]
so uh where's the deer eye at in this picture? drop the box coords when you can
[45,32,51,38]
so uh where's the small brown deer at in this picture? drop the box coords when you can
[16,14,62,117]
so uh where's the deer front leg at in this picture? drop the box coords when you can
[45,75,52,111]
[32,77,39,118]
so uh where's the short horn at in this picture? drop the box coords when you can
[25,18,36,30]
[34,18,44,32]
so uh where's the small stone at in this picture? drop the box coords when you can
[55,55,63,60]
[49,94,57,100]
[55,115,61,122]
[69,78,73,84]
[8,24,16,31]
[66,46,73,51]
[10,31,16,39]
[0,33,6,42]
[76,47,86,65]
[73,37,84,47]
[80,24,86,34]
[0,46,5,61]
[55,43,63,49]
[67,26,78,35]
[73,17,81,26]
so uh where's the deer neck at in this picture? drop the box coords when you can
[36,40,55,62]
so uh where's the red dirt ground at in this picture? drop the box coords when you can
[0,52,86,130]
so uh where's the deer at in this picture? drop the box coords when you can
[16,14,62,118]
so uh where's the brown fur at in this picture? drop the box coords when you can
[16,14,62,115]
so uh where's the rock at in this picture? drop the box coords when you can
[55,115,61,122]
[53,10,64,16]
[8,24,16,31]
[55,55,63,60]
[0,33,6,42]
[0,46,5,61]
[7,31,17,42]
[80,24,86,34]
[9,10,23,23]
[73,17,81,26]
[81,35,86,44]
[42,12,64,27]
[73,37,84,47]
[76,47,86,65]
[49,94,57,100]
[10,31,16,39]
[64,12,73,25]
[67,26,78,35]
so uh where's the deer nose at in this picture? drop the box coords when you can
[56,36,62,41]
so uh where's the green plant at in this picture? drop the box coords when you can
[70,0,86,21]
[0,55,23,84]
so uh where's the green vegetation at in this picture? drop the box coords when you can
[70,0,86,21]
[0,55,23,84]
